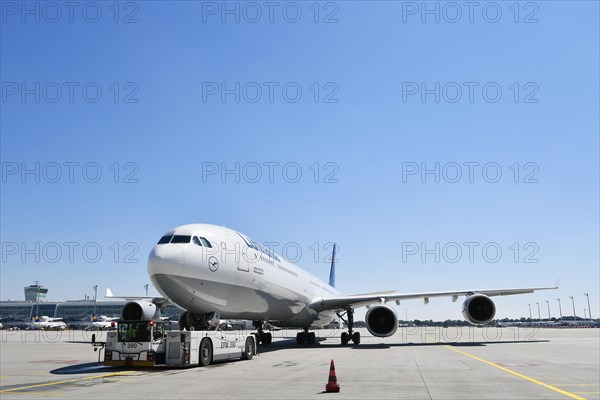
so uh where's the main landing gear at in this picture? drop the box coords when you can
[296,328,316,345]
[337,308,360,345]
[253,321,272,345]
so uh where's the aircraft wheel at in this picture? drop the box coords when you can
[253,332,261,344]
[307,332,316,344]
[199,338,213,366]
[243,337,255,360]
[341,332,349,345]
[262,332,272,345]
[296,332,305,345]
[352,331,361,345]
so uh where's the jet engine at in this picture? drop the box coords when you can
[365,304,398,337]
[178,311,208,330]
[462,294,496,325]
[121,300,161,321]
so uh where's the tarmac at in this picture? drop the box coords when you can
[0,327,598,399]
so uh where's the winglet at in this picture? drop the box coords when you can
[106,288,114,298]
[329,243,336,288]
[554,278,560,288]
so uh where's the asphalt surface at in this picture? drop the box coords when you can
[0,327,598,399]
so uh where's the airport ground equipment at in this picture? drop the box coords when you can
[94,320,256,367]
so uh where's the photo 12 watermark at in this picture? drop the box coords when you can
[1,1,140,24]
[1,82,140,104]
[401,241,540,264]
[401,162,539,184]
[200,1,339,24]
[201,82,340,104]
[1,241,140,264]
[400,2,539,24]
[1,162,140,184]
[201,162,339,184]
[401,82,539,104]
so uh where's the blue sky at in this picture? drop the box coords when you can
[1,1,598,321]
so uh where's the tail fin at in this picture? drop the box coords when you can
[328,243,336,288]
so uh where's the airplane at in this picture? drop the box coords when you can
[28,315,67,330]
[111,223,558,346]
[87,314,118,330]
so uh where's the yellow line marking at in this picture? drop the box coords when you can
[0,371,134,394]
[424,335,586,400]
[0,391,66,397]
[554,385,600,387]
[445,346,587,400]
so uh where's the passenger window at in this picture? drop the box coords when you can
[200,237,212,248]
[193,236,202,246]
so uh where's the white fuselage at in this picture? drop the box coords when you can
[148,224,340,328]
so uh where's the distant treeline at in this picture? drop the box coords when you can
[346,316,599,328]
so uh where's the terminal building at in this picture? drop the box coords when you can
[0,283,183,329]
[0,300,184,329]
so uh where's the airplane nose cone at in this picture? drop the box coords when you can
[148,245,185,277]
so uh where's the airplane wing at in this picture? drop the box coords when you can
[105,288,171,308]
[309,286,558,313]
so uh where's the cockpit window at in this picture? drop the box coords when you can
[171,235,191,244]
[192,236,212,248]
[157,235,172,244]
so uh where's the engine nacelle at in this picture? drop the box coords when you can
[121,300,161,321]
[365,304,398,337]
[462,294,496,325]
[178,311,208,330]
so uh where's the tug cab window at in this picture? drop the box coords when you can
[118,322,152,342]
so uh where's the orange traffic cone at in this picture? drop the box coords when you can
[325,359,340,392]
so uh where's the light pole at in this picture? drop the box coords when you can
[528,304,532,319]
[569,296,576,320]
[536,302,541,321]
[584,293,591,320]
[35,281,41,319]
[546,300,551,320]
[92,285,98,319]
[144,284,149,297]
[556,298,563,319]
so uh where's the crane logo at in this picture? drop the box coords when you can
[208,256,219,272]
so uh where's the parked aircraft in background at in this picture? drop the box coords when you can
[87,314,118,330]
[28,315,67,330]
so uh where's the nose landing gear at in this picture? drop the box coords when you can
[253,321,272,345]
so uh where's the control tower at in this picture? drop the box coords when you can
[24,282,48,302]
